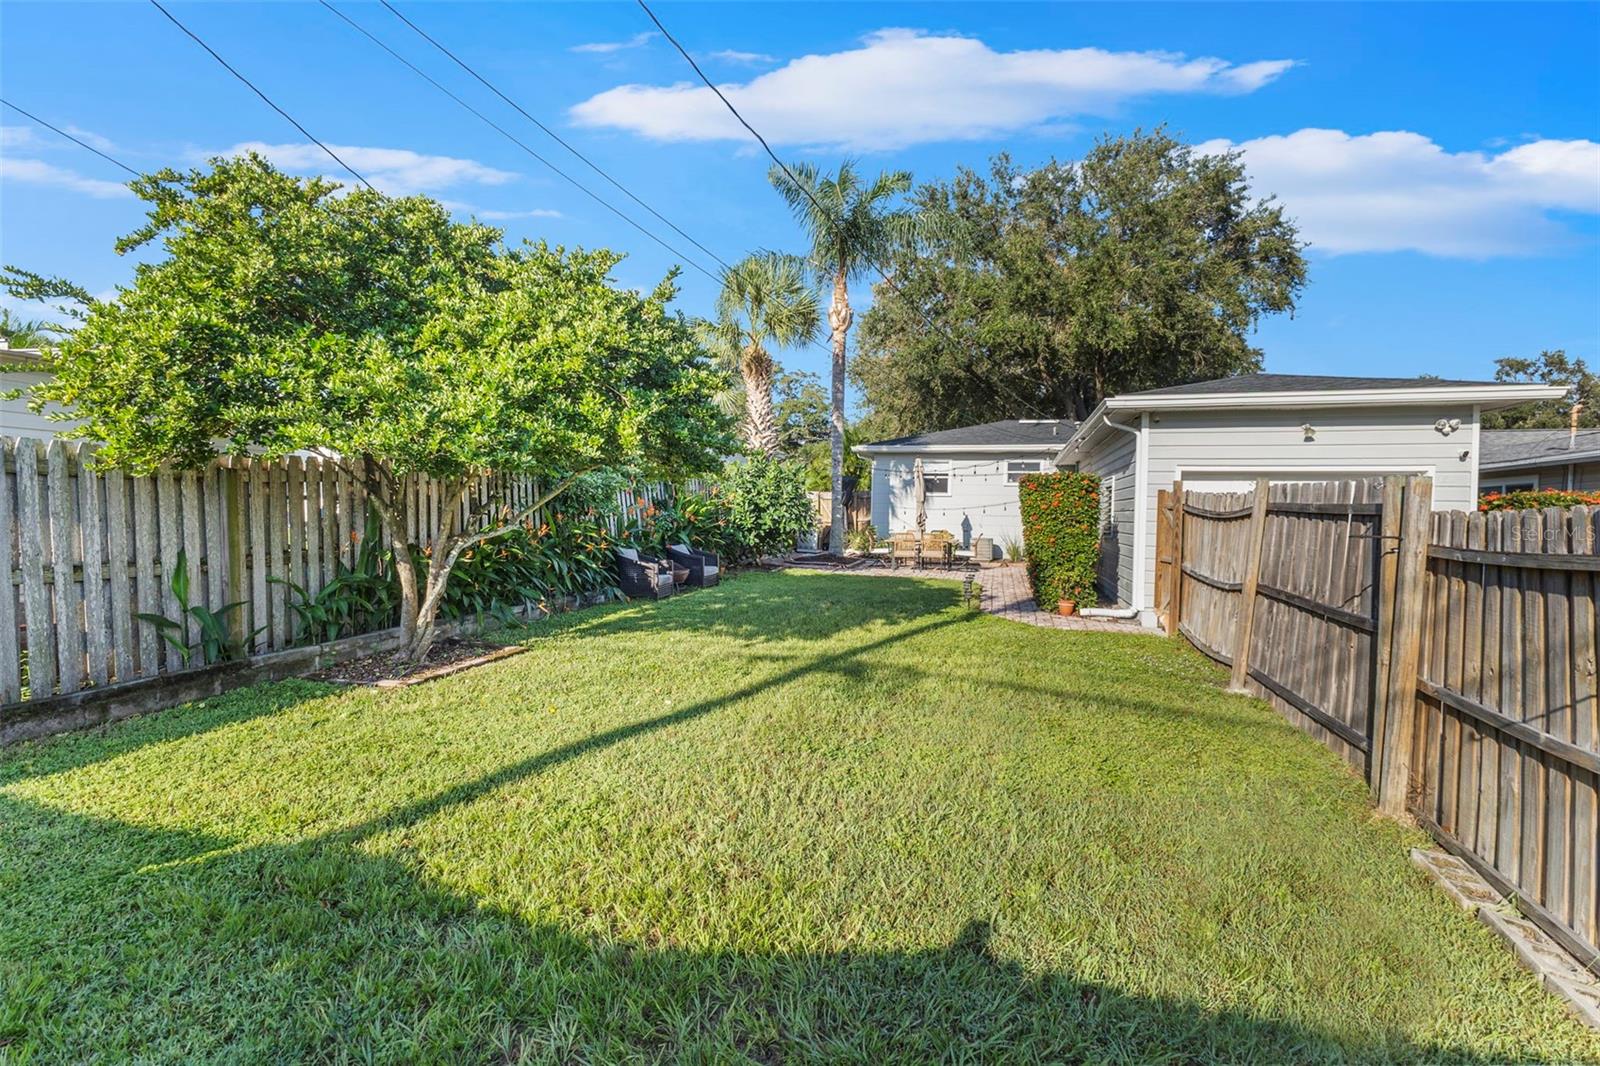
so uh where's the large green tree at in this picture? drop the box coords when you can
[5,155,731,660]
[769,161,923,554]
[854,131,1308,433]
[1481,350,1599,429]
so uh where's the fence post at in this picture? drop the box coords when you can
[1375,475,1433,816]
[1168,480,1183,636]
[1367,476,1405,795]
[1228,479,1271,692]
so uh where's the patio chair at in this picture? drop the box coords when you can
[888,531,920,570]
[614,547,675,599]
[920,530,956,569]
[666,543,720,587]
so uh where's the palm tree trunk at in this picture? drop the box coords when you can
[741,342,780,456]
[828,269,852,553]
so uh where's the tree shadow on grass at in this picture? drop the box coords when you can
[0,678,345,786]
[0,790,1532,1065]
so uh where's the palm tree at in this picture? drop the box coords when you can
[706,252,819,457]
[768,162,918,550]
[0,309,67,350]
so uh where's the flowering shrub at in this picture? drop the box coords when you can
[427,509,623,620]
[1017,471,1101,607]
[622,488,739,561]
[1479,489,1600,512]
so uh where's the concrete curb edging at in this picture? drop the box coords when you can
[1410,847,1600,1029]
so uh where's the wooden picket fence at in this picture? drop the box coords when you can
[1157,476,1599,973]
[1,435,674,711]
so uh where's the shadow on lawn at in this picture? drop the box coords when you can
[0,790,1519,1064]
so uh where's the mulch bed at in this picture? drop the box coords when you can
[311,638,528,688]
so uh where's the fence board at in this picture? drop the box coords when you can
[0,439,19,702]
[78,444,110,688]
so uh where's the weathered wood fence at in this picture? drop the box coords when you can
[1157,476,1599,973]
[1,435,672,711]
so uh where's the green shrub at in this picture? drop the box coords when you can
[721,456,814,562]
[1017,472,1100,607]
[1479,488,1600,512]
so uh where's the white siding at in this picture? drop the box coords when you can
[1128,402,1479,610]
[1483,461,1600,493]
[1075,427,1137,605]
[870,451,1054,551]
[0,371,81,439]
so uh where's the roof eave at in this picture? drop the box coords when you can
[1104,383,1566,412]
[854,442,1069,456]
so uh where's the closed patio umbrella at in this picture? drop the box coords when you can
[913,457,927,537]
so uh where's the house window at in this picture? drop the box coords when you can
[1100,475,1116,529]
[1482,478,1537,494]
[1007,460,1042,484]
[921,460,950,494]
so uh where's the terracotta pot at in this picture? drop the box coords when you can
[1057,598,1077,617]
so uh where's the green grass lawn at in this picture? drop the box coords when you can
[2,571,1594,1064]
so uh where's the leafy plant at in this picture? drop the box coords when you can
[1001,535,1026,562]
[1017,472,1100,607]
[274,513,399,644]
[720,456,815,562]
[135,549,259,665]
[1479,488,1600,512]
[424,508,625,622]
[845,526,878,552]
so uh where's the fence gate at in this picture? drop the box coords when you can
[1171,478,1392,772]
[1160,474,1600,971]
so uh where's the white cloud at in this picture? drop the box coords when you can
[224,142,517,196]
[0,157,130,199]
[709,49,776,65]
[60,124,120,153]
[1,125,37,149]
[1197,129,1600,257]
[571,32,656,55]
[570,28,1295,150]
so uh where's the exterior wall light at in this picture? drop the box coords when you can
[1301,423,1316,442]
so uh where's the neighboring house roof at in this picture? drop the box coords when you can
[1480,428,1600,471]
[0,346,47,369]
[855,418,1078,454]
[1057,372,1568,463]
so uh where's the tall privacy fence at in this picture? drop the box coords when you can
[1,435,673,712]
[1157,475,1599,973]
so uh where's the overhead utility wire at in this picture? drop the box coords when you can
[0,99,140,177]
[374,0,733,276]
[319,1,721,284]
[634,0,1058,421]
[148,0,375,191]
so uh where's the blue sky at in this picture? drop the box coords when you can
[2,1,1597,412]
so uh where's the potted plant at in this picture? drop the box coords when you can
[1057,597,1077,617]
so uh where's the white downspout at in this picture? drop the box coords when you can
[1102,415,1150,624]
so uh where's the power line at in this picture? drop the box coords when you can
[0,99,140,177]
[319,1,721,284]
[375,0,733,276]
[634,0,1057,421]
[148,0,375,192]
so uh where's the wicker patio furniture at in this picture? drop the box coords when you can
[666,543,720,587]
[920,530,956,569]
[615,547,675,599]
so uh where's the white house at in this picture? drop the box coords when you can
[1060,373,1566,624]
[1,344,80,439]
[854,419,1076,552]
